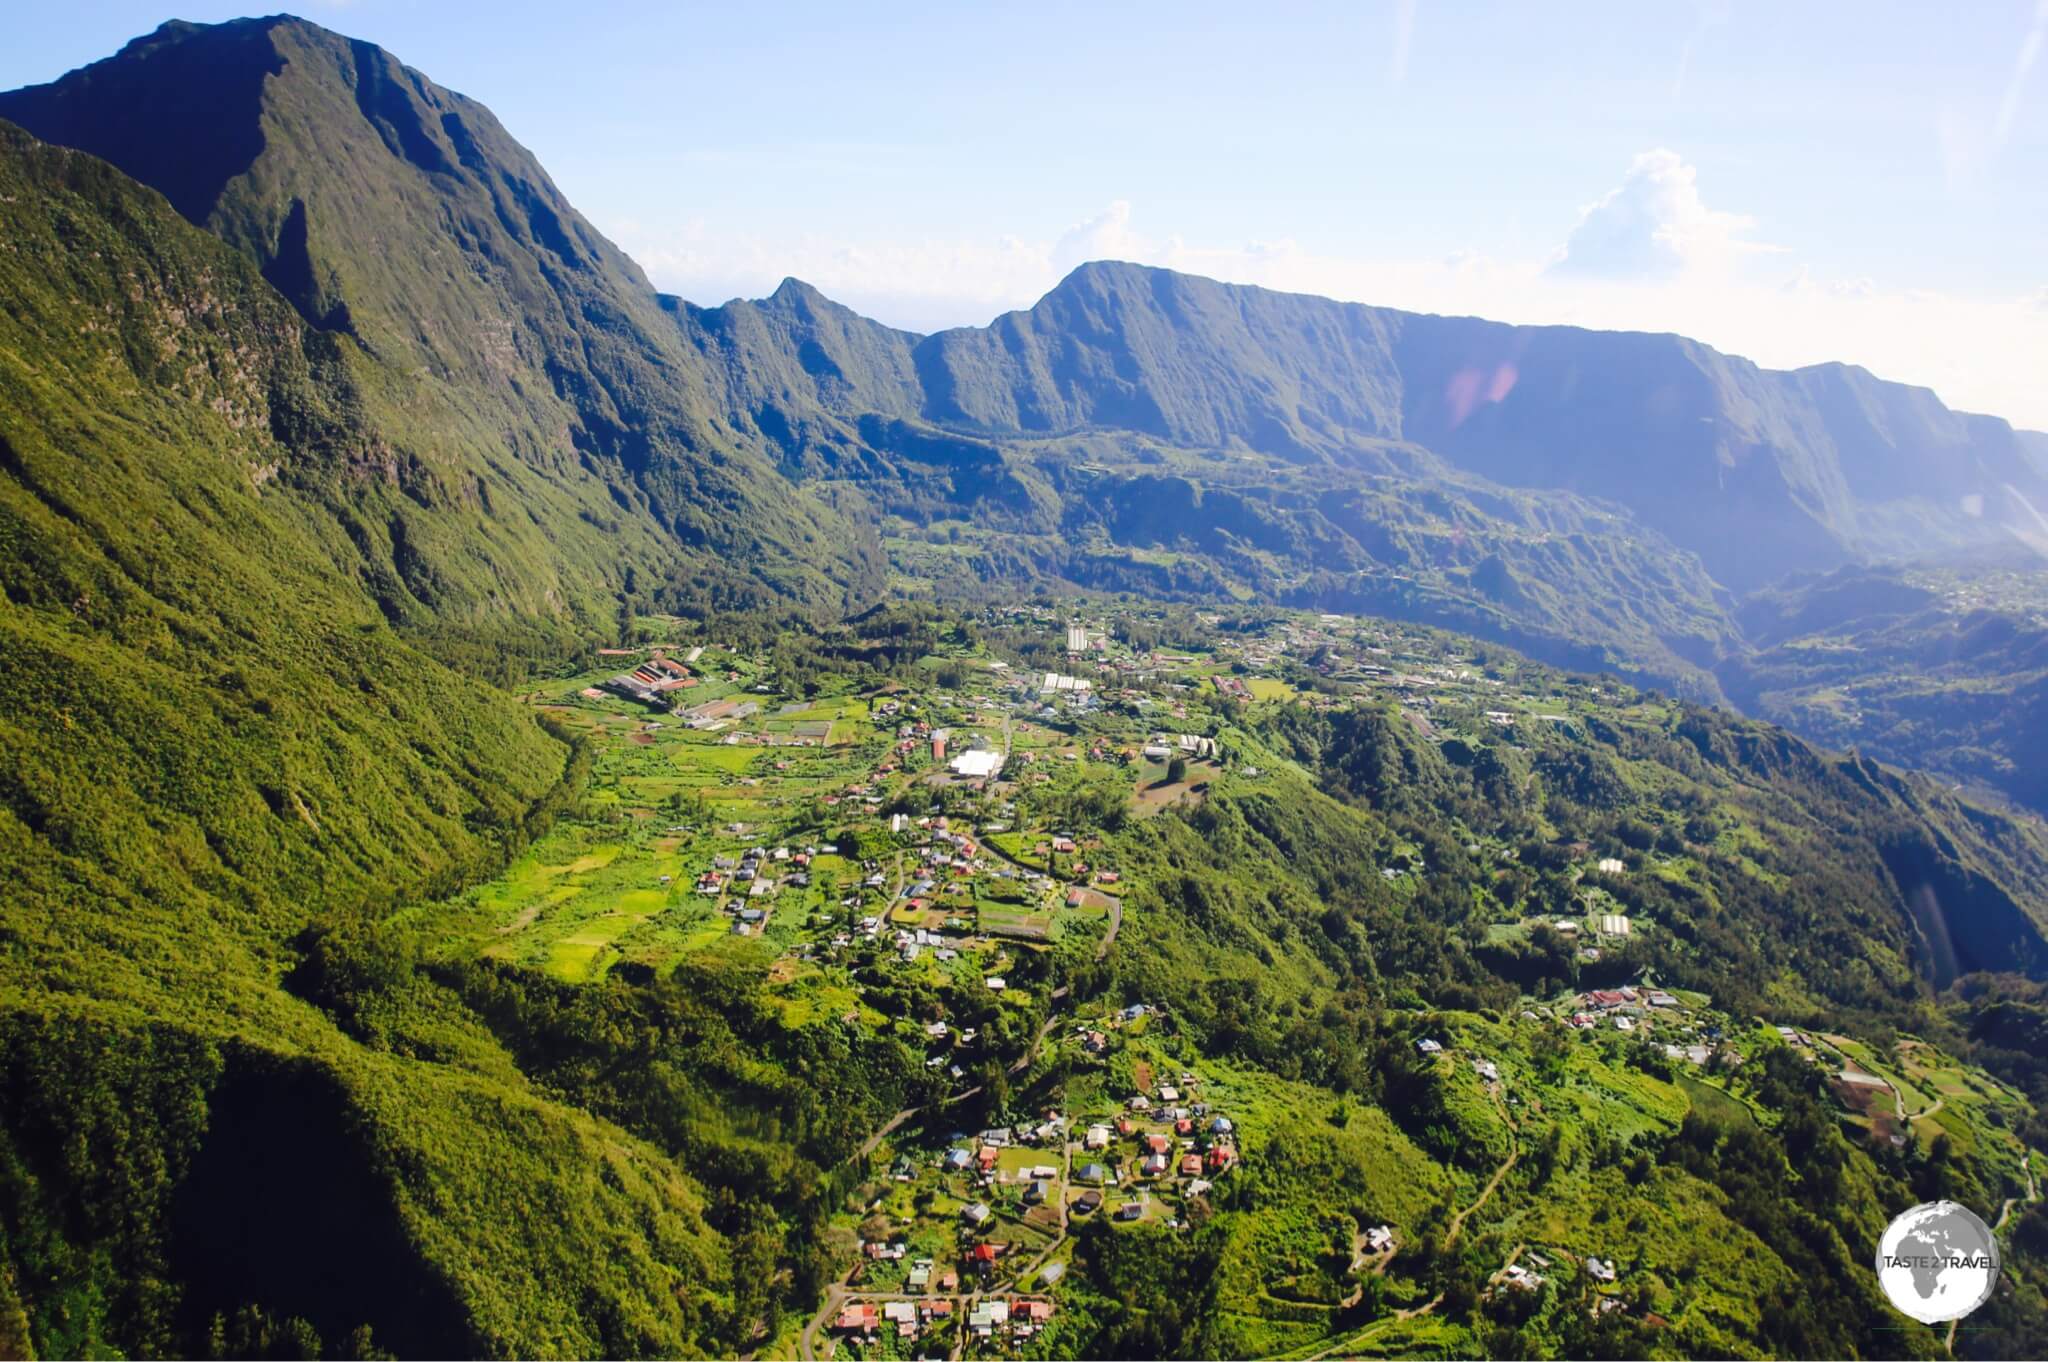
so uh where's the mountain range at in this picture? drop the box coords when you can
[5,14,2048,1359]
[6,19,2044,671]
[6,15,2043,817]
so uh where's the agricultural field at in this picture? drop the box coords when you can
[395,602,2048,1361]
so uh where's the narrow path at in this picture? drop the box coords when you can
[1303,1290,1445,1361]
[854,1107,919,1162]
[1306,1117,1519,1361]
[1446,1131,1519,1248]
[1882,1074,1943,1125]
[1994,1151,2037,1232]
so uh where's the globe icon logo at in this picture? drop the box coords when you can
[1876,1200,2000,1324]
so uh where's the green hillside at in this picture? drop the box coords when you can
[0,119,783,1357]
[0,17,883,648]
[3,14,2048,1359]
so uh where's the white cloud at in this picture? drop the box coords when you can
[1049,200,1148,273]
[610,158,2048,431]
[1549,148,1768,279]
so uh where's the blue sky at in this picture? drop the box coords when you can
[10,2,2048,425]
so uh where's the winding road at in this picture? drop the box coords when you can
[1944,1151,2038,1357]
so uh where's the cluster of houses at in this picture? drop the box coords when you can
[602,653,695,704]
[1075,1085,1241,1193]
[972,1297,1054,1340]
[1495,1250,1621,1298]
[692,844,828,934]
[1567,985,1681,1030]
[835,1294,1054,1343]
[1558,987,1746,1069]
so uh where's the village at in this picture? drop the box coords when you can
[811,1029,1250,1357]
[419,599,2041,1359]
[470,599,1671,1008]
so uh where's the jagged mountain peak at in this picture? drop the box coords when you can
[766,275,831,309]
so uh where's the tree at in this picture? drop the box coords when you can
[1166,755,1189,785]
[979,1060,1011,1124]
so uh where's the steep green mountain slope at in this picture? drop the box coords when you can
[0,118,2042,1347]
[666,266,1743,690]
[0,120,920,1360]
[673,257,2042,704]
[675,279,925,472]
[2,18,2047,1354]
[0,16,882,642]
